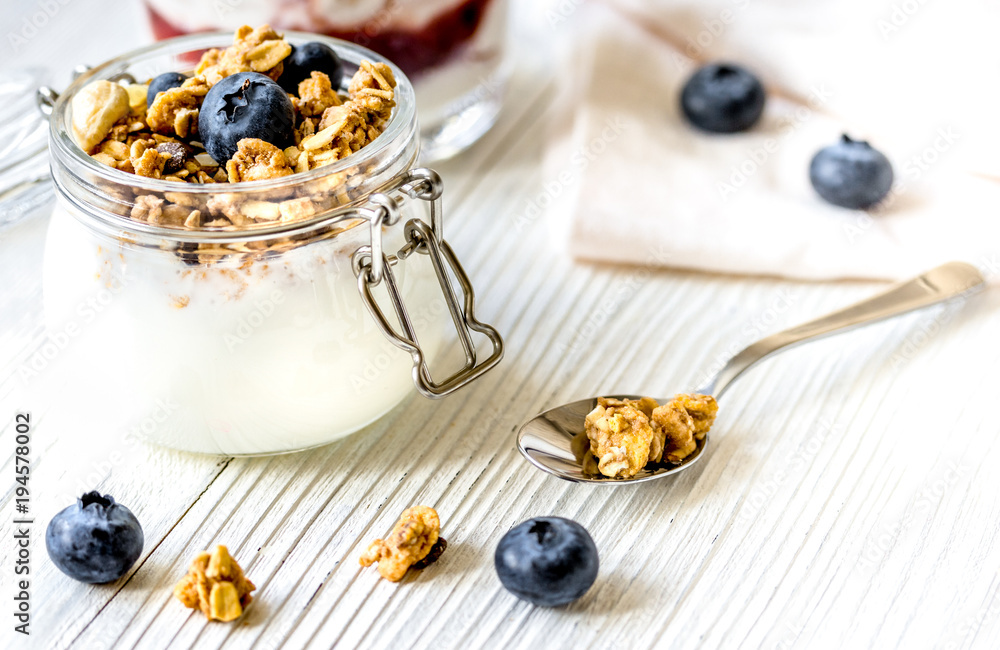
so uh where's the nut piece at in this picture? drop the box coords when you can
[226,138,293,183]
[584,398,656,478]
[124,83,149,114]
[156,142,189,173]
[132,148,171,179]
[173,545,255,622]
[278,197,317,222]
[130,194,164,222]
[359,506,441,582]
[72,80,131,152]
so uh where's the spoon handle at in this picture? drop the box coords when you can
[697,262,985,398]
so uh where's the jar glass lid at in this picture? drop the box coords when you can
[0,68,52,227]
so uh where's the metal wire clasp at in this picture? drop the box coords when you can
[352,168,504,398]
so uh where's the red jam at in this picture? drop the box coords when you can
[145,0,497,78]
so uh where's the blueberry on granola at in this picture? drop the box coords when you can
[146,72,187,107]
[45,491,144,584]
[809,134,894,209]
[681,63,766,134]
[199,71,295,163]
[279,42,344,94]
[495,517,599,607]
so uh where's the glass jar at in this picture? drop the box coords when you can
[143,0,512,162]
[39,33,503,455]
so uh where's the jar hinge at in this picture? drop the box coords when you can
[352,168,503,398]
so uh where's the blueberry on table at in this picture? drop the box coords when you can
[279,42,345,94]
[495,517,599,607]
[45,491,144,584]
[198,72,295,163]
[146,72,187,107]
[680,62,766,133]
[809,134,895,209]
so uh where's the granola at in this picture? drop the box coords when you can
[225,138,293,182]
[294,71,342,117]
[146,77,209,136]
[580,394,719,478]
[195,24,290,86]
[359,505,443,582]
[69,24,400,240]
[173,545,256,622]
[583,398,656,478]
[297,61,397,167]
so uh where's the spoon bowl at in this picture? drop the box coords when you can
[518,395,708,484]
[517,262,985,484]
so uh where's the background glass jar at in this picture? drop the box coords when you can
[41,33,502,455]
[143,0,511,162]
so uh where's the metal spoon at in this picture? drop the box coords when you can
[517,261,985,484]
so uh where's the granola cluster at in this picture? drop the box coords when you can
[68,24,399,241]
[359,506,447,582]
[579,394,719,479]
[288,61,396,172]
[173,545,256,622]
[195,24,290,86]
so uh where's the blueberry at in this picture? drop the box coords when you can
[680,62,766,133]
[279,42,344,94]
[45,491,144,584]
[809,134,894,209]
[494,517,599,607]
[198,72,295,163]
[146,72,187,107]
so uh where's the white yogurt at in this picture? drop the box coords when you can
[42,201,447,455]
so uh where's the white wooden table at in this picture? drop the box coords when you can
[3,2,1000,649]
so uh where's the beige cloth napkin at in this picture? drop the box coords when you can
[544,1,1000,282]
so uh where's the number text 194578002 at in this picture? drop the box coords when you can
[12,413,32,636]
